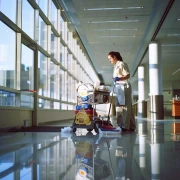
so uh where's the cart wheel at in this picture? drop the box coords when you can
[87,129,93,132]
[72,128,77,133]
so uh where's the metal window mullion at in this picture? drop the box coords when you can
[47,57,51,98]
[48,0,51,21]
[57,9,61,34]
[16,33,21,91]
[33,46,38,126]
[16,0,22,28]
[56,37,60,99]
[57,37,60,63]
[56,66,60,100]
[34,9,39,43]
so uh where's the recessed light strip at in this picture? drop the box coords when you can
[88,20,139,23]
[84,7,143,11]
[90,28,138,31]
[167,34,180,36]
[98,35,136,38]
[162,44,180,47]
[172,68,180,75]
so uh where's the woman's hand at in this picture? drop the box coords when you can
[113,77,120,82]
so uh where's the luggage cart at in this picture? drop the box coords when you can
[71,84,110,133]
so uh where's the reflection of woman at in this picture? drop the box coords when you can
[108,51,136,132]
[116,134,136,179]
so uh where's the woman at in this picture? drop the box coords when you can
[108,51,136,132]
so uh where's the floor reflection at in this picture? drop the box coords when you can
[1,117,180,179]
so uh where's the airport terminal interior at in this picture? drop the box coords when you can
[1,0,180,179]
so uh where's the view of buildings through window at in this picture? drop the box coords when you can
[0,0,99,109]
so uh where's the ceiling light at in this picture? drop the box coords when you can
[84,7,143,11]
[89,42,100,44]
[167,34,180,36]
[172,68,180,75]
[90,28,137,31]
[88,20,139,23]
[98,35,135,38]
[162,44,180,47]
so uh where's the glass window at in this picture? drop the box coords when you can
[21,44,34,91]
[0,0,17,23]
[38,52,48,96]
[39,17,48,50]
[72,79,76,103]
[68,104,73,110]
[61,103,67,110]
[36,0,48,17]
[59,68,62,101]
[50,61,57,99]
[0,90,18,107]
[51,1,57,29]
[22,0,34,40]
[67,53,72,72]
[64,47,67,69]
[60,70,66,101]
[53,101,60,109]
[38,98,50,109]
[38,98,44,108]
[20,93,33,108]
[59,14,64,37]
[50,100,60,109]
[71,58,76,76]
[60,41,63,65]
[0,21,16,89]
[67,75,71,101]
[51,31,57,59]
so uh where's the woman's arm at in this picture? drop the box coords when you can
[120,73,130,81]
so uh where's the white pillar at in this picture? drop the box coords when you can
[149,42,162,95]
[138,66,145,100]
[138,66,147,117]
[148,41,164,119]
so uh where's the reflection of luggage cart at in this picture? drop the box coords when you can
[71,83,110,133]
[72,134,98,179]
[72,133,114,179]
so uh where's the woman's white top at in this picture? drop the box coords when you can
[113,61,130,84]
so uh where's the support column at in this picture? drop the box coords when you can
[138,66,147,117]
[149,41,164,120]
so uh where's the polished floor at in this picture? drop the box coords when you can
[1,116,180,180]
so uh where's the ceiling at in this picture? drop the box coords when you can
[58,0,180,91]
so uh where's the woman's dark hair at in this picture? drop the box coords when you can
[108,51,123,61]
